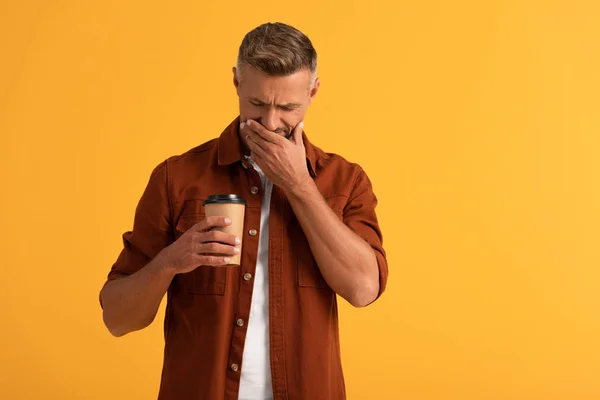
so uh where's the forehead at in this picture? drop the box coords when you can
[239,65,311,100]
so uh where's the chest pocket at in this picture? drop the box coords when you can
[296,196,347,289]
[174,213,228,295]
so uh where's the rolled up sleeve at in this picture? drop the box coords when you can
[343,167,388,302]
[100,160,173,306]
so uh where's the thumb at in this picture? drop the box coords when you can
[292,121,304,145]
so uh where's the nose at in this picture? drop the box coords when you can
[260,107,279,132]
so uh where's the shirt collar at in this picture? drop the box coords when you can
[217,116,318,177]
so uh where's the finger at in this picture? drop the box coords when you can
[292,121,304,145]
[193,216,232,232]
[199,230,241,246]
[195,242,240,256]
[242,123,268,150]
[194,254,232,266]
[250,149,265,166]
[247,131,268,158]
[246,119,281,143]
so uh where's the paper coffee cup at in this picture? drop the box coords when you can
[202,194,246,266]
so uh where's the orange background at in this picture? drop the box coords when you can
[1,1,599,399]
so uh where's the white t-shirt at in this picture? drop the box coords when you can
[238,156,274,400]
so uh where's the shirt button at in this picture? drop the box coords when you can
[231,363,239,372]
[248,228,258,236]
[236,318,244,327]
[250,186,259,195]
[243,273,252,281]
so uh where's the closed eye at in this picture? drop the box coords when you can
[249,98,299,111]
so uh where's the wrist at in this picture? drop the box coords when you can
[286,175,317,199]
[151,249,178,278]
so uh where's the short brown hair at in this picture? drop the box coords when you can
[237,22,317,79]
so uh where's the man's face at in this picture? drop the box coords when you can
[233,65,319,140]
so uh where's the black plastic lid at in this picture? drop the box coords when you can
[202,194,246,206]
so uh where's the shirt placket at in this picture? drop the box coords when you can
[268,185,289,400]
[225,160,264,399]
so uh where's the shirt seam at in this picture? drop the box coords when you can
[165,159,174,238]
[350,164,364,195]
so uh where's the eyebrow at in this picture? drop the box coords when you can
[249,97,301,109]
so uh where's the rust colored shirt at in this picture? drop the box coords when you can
[101,116,388,400]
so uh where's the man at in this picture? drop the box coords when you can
[99,22,388,400]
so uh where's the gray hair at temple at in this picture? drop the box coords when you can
[236,22,318,86]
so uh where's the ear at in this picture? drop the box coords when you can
[308,77,320,105]
[233,67,240,95]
